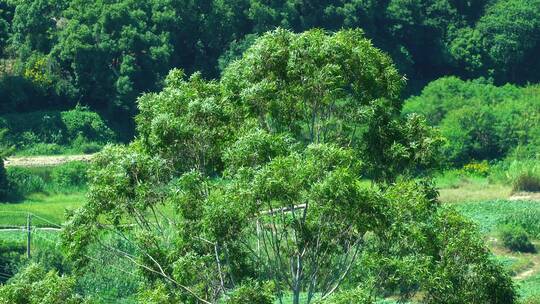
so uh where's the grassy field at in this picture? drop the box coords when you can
[454,199,540,301]
[0,192,85,227]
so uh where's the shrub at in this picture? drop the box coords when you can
[488,159,540,192]
[224,280,275,304]
[315,288,374,304]
[462,161,490,176]
[428,217,517,303]
[61,106,116,144]
[512,171,540,193]
[499,225,536,253]
[70,135,102,154]
[18,143,65,156]
[0,263,83,303]
[404,78,540,166]
[6,167,45,197]
[50,161,89,190]
[0,240,25,283]
[439,105,501,165]
[0,107,116,155]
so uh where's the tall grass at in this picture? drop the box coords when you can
[4,161,89,200]
[489,159,540,193]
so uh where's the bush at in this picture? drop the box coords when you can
[513,171,540,193]
[0,240,25,283]
[462,161,490,177]
[6,167,45,197]
[404,78,540,166]
[488,158,540,192]
[315,288,374,304]
[61,106,116,144]
[0,263,84,303]
[50,161,89,190]
[18,143,66,156]
[224,280,275,304]
[0,107,116,155]
[499,225,536,253]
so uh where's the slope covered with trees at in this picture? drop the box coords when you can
[0,0,539,129]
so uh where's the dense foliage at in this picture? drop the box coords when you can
[499,225,536,253]
[3,161,89,200]
[0,0,539,128]
[0,263,83,304]
[404,77,540,165]
[0,0,535,300]
[0,106,115,155]
[57,29,515,303]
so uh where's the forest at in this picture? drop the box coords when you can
[0,0,539,303]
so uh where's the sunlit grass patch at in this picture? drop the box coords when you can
[0,192,85,226]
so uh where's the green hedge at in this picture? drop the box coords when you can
[404,77,540,166]
[3,161,89,200]
[0,106,116,155]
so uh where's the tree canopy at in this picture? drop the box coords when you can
[0,0,539,123]
[60,29,515,304]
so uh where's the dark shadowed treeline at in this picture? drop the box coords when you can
[1,0,539,123]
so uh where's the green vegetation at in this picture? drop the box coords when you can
[0,106,116,155]
[0,263,83,303]
[0,192,84,226]
[54,29,517,304]
[0,1,538,303]
[5,161,88,200]
[499,225,536,253]
[404,77,539,166]
[1,0,539,129]
[0,128,14,200]
[454,199,540,302]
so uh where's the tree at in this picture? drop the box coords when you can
[52,0,173,113]
[476,0,540,83]
[9,0,67,57]
[385,0,459,78]
[0,1,12,57]
[62,29,514,304]
[403,77,540,165]
[0,263,83,304]
[222,28,442,180]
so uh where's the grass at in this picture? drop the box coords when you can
[520,273,540,299]
[0,192,85,227]
[454,199,540,301]
[455,200,540,235]
[434,170,512,203]
[438,182,512,203]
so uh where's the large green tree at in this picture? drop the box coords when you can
[61,29,514,303]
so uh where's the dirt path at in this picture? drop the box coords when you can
[4,154,95,167]
[514,261,539,280]
[509,192,540,202]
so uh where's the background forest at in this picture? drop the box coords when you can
[0,0,539,303]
